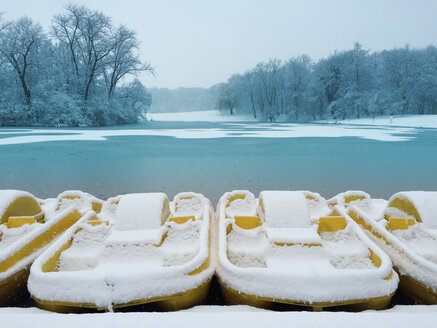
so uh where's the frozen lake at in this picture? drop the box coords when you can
[1,121,437,204]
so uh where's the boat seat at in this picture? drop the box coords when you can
[258,191,310,228]
[265,227,322,246]
[114,193,170,231]
[0,190,43,225]
[225,191,257,219]
[105,228,167,246]
[171,193,204,222]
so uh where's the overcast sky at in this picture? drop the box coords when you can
[1,0,436,88]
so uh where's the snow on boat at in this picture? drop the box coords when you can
[50,190,104,215]
[28,192,214,312]
[328,191,387,220]
[348,191,437,304]
[216,190,398,311]
[0,190,88,305]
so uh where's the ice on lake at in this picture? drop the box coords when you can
[0,121,436,204]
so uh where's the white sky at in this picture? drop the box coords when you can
[1,0,437,88]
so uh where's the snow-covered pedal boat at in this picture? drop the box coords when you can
[348,191,437,304]
[216,190,398,311]
[0,190,90,305]
[29,192,214,312]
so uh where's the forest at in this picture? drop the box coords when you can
[2,5,437,126]
[0,5,152,126]
[216,43,437,122]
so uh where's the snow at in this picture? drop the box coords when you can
[0,190,96,282]
[0,122,417,145]
[0,305,437,328]
[259,191,310,228]
[329,191,387,221]
[55,190,101,215]
[322,115,437,129]
[146,110,255,122]
[58,224,109,272]
[105,228,167,246]
[0,222,43,249]
[115,193,169,230]
[328,190,371,207]
[173,192,205,220]
[391,226,437,264]
[265,227,322,244]
[224,191,257,218]
[149,112,437,128]
[0,206,79,281]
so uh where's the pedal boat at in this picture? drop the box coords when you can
[216,190,398,311]
[28,192,213,312]
[348,191,437,304]
[0,190,87,305]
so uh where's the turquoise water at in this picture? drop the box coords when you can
[1,122,436,204]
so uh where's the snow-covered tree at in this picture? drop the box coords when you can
[104,25,153,99]
[215,42,437,122]
[0,5,153,127]
[0,17,43,108]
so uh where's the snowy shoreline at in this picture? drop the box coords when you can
[319,115,437,129]
[148,110,437,129]
[146,110,437,128]
[0,305,436,327]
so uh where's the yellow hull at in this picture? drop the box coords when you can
[0,267,30,306]
[34,278,212,313]
[397,274,437,304]
[218,278,393,311]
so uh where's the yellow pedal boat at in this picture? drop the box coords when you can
[28,192,214,312]
[348,191,437,304]
[216,190,398,311]
[0,190,90,305]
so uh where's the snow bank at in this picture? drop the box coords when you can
[1,305,437,328]
[322,115,437,129]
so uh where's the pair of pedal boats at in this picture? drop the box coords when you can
[1,189,436,312]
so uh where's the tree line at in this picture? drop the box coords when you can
[217,42,437,121]
[0,5,153,126]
